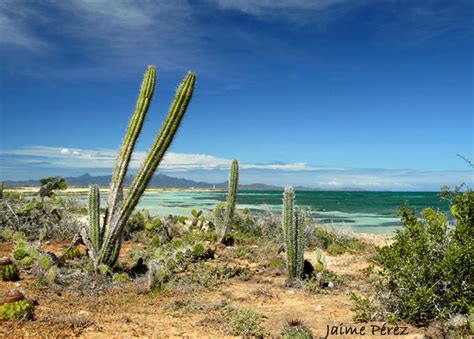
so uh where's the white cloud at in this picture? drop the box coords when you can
[1,145,472,190]
[215,0,348,14]
[0,145,312,171]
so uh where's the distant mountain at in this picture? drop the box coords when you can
[4,174,364,191]
[3,173,282,190]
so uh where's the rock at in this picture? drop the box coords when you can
[3,289,25,304]
[446,314,468,329]
[0,257,12,266]
[328,281,335,288]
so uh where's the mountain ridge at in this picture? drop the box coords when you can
[3,173,365,191]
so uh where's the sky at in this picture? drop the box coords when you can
[0,0,473,190]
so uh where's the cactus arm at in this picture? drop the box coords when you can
[88,185,101,252]
[105,66,156,227]
[99,72,196,265]
[220,159,239,242]
[283,186,295,278]
[295,210,305,278]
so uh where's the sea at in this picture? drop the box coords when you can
[85,190,449,236]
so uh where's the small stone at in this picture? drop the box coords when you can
[328,281,334,288]
[0,257,12,266]
[4,289,25,304]
[446,314,468,328]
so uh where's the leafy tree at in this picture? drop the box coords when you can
[38,177,68,201]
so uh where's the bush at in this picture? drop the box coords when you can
[308,226,366,255]
[374,190,473,325]
[220,303,267,336]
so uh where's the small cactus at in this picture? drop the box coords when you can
[0,257,19,281]
[315,248,325,273]
[64,247,81,260]
[282,187,305,280]
[191,209,203,227]
[0,290,34,321]
[219,160,239,243]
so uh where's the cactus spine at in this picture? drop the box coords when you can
[282,187,305,280]
[219,160,239,243]
[82,66,196,268]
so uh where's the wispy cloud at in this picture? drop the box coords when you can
[0,0,208,78]
[1,145,472,190]
[0,146,312,171]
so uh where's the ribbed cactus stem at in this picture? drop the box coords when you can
[88,185,101,252]
[106,66,156,228]
[99,71,196,266]
[220,160,239,242]
[295,210,305,278]
[283,187,296,278]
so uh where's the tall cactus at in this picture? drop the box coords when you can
[82,66,196,268]
[219,160,239,243]
[282,187,305,280]
[88,185,101,253]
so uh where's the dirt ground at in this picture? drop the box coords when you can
[0,235,429,338]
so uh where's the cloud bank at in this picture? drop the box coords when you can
[1,146,471,191]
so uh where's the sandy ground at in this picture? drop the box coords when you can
[0,233,428,338]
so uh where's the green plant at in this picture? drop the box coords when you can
[350,292,379,322]
[12,246,28,260]
[219,159,239,243]
[281,319,313,338]
[220,303,267,336]
[38,177,68,201]
[38,254,52,270]
[2,228,13,241]
[64,247,81,260]
[191,209,203,227]
[282,187,305,280]
[0,299,34,321]
[78,66,196,269]
[47,267,58,285]
[0,262,19,281]
[112,273,129,283]
[145,217,163,232]
[314,248,325,273]
[374,190,473,325]
[20,256,33,266]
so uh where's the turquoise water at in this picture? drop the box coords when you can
[80,190,449,235]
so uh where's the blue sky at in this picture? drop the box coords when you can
[0,0,473,190]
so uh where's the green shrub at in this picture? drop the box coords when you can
[281,319,313,338]
[38,255,52,270]
[2,229,13,241]
[112,273,129,283]
[220,304,267,336]
[374,190,473,325]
